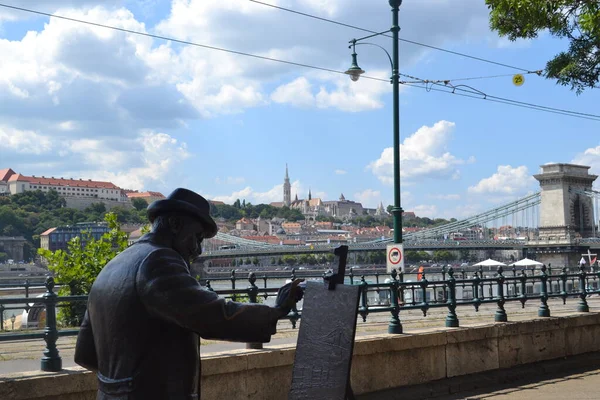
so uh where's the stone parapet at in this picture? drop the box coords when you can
[2,313,600,399]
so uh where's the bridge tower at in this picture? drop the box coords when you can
[534,163,597,239]
[532,163,598,267]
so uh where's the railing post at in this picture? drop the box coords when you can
[0,305,4,331]
[441,265,448,301]
[288,268,299,329]
[538,264,550,317]
[519,270,528,308]
[420,273,429,317]
[445,267,459,327]
[512,265,518,297]
[246,272,263,349]
[388,269,402,334]
[358,276,369,322]
[472,271,481,312]
[349,267,354,285]
[577,263,589,312]
[41,277,62,372]
[25,279,30,298]
[205,280,214,292]
[560,267,568,304]
[495,266,507,322]
[230,270,236,301]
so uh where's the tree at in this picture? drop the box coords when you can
[38,212,128,326]
[486,0,600,93]
[132,198,148,211]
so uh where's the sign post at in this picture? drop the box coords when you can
[386,243,404,273]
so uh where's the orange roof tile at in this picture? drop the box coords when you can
[0,168,15,182]
[127,191,165,199]
[40,227,57,236]
[7,174,120,189]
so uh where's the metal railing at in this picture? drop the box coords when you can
[1,264,599,372]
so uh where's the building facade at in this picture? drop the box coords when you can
[1,168,131,210]
[0,236,26,262]
[40,223,110,252]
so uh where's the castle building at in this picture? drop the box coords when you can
[0,168,131,210]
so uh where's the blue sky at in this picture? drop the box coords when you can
[1,0,599,219]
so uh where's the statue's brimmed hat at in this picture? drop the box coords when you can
[147,188,218,238]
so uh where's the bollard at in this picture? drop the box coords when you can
[388,269,402,334]
[538,265,550,317]
[41,277,62,372]
[577,264,589,312]
[495,266,507,322]
[445,267,459,327]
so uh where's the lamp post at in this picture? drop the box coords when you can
[11,313,15,331]
[345,0,403,245]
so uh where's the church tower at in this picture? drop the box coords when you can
[308,188,312,201]
[283,164,291,207]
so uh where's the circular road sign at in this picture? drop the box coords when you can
[512,74,525,86]
[388,247,402,265]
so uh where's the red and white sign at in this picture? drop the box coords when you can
[386,244,405,273]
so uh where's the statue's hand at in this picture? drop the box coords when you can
[274,279,304,317]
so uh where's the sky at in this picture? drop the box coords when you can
[1,0,599,220]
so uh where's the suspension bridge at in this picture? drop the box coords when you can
[197,164,600,264]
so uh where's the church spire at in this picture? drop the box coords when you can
[283,163,291,207]
[308,187,312,201]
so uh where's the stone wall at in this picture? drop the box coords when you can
[64,197,133,211]
[2,313,600,400]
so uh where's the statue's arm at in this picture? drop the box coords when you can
[136,249,279,343]
[74,310,98,372]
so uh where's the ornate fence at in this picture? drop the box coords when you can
[1,264,599,372]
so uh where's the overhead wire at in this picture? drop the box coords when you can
[248,0,537,73]
[1,2,599,122]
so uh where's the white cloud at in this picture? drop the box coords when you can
[468,165,536,195]
[367,120,470,184]
[354,189,381,209]
[271,77,315,107]
[0,125,53,154]
[334,169,347,175]
[572,146,600,178]
[66,131,190,191]
[210,180,323,205]
[413,204,439,219]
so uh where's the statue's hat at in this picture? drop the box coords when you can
[147,188,218,238]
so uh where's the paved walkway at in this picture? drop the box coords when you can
[358,351,600,399]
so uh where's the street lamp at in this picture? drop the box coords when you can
[11,313,15,331]
[345,0,403,245]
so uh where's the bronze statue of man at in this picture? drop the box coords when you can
[74,188,302,399]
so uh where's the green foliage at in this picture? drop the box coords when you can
[433,250,456,263]
[0,190,146,259]
[0,252,7,262]
[211,203,304,222]
[131,198,148,211]
[487,0,600,93]
[38,213,128,326]
[405,250,430,263]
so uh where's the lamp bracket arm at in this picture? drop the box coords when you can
[351,42,394,73]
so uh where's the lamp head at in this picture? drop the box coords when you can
[344,52,365,82]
